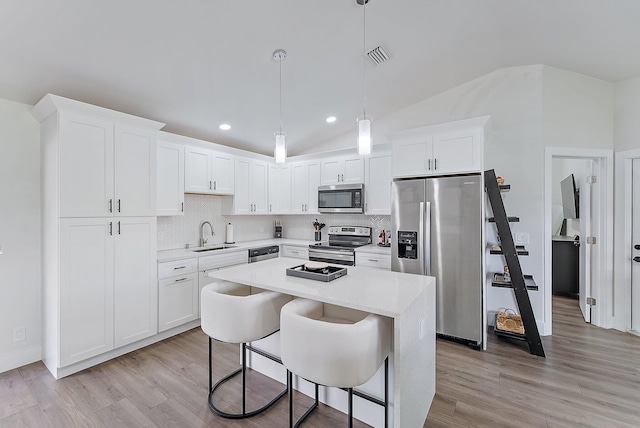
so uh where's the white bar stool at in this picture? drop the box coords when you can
[201,281,292,419]
[280,298,392,427]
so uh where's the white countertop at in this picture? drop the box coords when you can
[157,238,322,262]
[207,257,433,318]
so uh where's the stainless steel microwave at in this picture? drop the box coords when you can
[318,183,365,214]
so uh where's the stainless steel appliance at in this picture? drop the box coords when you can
[248,245,280,263]
[274,220,283,238]
[308,226,371,266]
[318,183,365,214]
[391,175,483,347]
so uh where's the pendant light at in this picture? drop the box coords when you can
[357,0,372,155]
[273,49,287,164]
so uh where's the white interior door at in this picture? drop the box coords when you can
[578,160,593,322]
[631,159,640,332]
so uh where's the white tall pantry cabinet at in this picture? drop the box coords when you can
[32,94,165,378]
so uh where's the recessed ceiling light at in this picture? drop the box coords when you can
[219,124,231,130]
[326,116,337,123]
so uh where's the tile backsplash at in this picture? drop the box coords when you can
[157,194,391,250]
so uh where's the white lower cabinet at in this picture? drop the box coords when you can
[158,258,199,332]
[157,251,248,330]
[158,273,199,332]
[356,252,391,269]
[59,217,157,367]
[282,245,309,259]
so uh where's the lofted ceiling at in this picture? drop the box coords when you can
[1,0,640,156]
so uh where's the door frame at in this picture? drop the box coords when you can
[544,147,614,335]
[612,148,640,332]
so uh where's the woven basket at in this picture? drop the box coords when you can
[496,309,524,334]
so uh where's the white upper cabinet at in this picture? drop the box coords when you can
[291,160,321,214]
[268,164,291,214]
[225,158,268,214]
[391,117,488,178]
[52,111,158,217]
[58,112,115,217]
[365,153,392,215]
[320,156,365,185]
[184,146,234,195]
[157,141,185,216]
[114,125,156,216]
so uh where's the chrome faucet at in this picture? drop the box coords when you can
[199,221,215,247]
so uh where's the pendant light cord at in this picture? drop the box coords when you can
[279,54,283,134]
[362,0,367,117]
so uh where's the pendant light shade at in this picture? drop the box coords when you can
[357,115,371,155]
[273,49,287,164]
[274,132,286,164]
[357,0,372,155]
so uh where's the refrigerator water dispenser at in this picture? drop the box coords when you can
[397,231,418,259]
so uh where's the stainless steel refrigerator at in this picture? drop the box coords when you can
[391,174,483,347]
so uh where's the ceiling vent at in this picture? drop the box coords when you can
[365,45,390,65]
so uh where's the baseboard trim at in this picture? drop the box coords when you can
[0,345,42,374]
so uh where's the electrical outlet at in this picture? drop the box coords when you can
[514,233,530,244]
[13,327,26,342]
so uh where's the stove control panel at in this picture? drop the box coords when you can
[328,226,371,236]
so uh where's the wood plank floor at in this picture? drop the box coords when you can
[2,297,639,427]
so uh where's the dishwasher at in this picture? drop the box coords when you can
[248,245,280,263]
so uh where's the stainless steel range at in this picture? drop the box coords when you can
[308,226,372,266]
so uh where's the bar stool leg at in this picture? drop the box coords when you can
[384,357,389,428]
[208,338,213,393]
[347,387,353,428]
[242,342,247,415]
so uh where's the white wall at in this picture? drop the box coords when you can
[614,76,640,151]
[0,98,41,373]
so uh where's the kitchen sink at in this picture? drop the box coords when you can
[190,245,237,253]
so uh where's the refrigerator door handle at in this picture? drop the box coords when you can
[425,201,431,275]
[419,202,426,275]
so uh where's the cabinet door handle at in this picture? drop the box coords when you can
[368,259,379,262]
[209,180,212,190]
[270,204,272,212]
[174,277,188,283]
[214,180,217,190]
[173,266,187,270]
[337,173,340,182]
[304,204,307,211]
[117,199,121,213]
[302,204,304,211]
[181,202,184,212]
[341,174,344,182]
[109,222,113,235]
[117,221,121,235]
[428,159,431,170]
[434,158,437,170]
[109,199,113,213]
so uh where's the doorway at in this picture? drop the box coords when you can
[544,148,614,335]
[614,148,640,334]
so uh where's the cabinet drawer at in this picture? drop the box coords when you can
[199,250,248,271]
[356,253,391,269]
[282,245,309,259]
[158,258,198,280]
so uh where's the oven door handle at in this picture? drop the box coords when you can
[308,249,354,263]
[308,248,353,256]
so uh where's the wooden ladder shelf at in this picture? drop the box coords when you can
[485,169,545,357]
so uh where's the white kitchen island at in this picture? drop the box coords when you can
[208,257,435,428]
